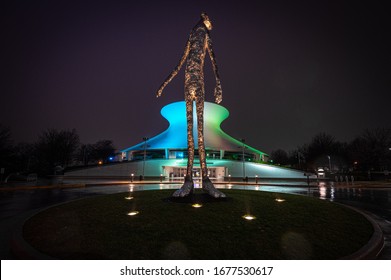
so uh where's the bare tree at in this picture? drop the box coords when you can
[90,140,116,164]
[35,129,80,174]
[0,124,13,175]
[77,140,116,165]
[349,128,391,171]
[270,149,289,165]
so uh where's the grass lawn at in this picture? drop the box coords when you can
[23,189,373,259]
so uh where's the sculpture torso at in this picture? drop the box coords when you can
[185,23,209,101]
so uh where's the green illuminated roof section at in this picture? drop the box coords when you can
[122,101,267,157]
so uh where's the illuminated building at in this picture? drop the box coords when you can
[121,101,267,179]
[65,100,310,180]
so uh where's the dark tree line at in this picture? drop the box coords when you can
[77,140,116,166]
[270,128,391,173]
[0,124,116,176]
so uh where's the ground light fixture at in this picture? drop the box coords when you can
[242,214,256,220]
[275,198,286,202]
[127,211,139,216]
[191,203,203,208]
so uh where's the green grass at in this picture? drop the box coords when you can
[23,189,373,259]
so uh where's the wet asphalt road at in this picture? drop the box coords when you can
[0,182,390,259]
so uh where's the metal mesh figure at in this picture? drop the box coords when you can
[156,13,225,198]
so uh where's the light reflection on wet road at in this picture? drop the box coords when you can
[0,181,390,259]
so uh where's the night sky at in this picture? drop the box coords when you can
[1,0,390,154]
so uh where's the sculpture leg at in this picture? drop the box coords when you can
[185,99,195,179]
[195,98,226,198]
[172,99,194,197]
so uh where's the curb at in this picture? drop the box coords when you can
[339,204,384,259]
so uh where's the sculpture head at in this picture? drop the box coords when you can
[201,12,212,30]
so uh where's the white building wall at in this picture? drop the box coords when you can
[65,159,311,179]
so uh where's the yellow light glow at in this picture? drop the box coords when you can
[192,203,203,208]
[127,211,139,216]
[275,198,285,202]
[98,161,103,165]
[242,214,256,220]
[124,196,134,200]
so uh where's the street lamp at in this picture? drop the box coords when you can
[240,138,246,180]
[131,173,134,182]
[142,137,149,180]
[255,175,258,184]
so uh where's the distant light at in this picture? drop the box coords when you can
[127,211,139,216]
[125,196,134,200]
[98,160,103,165]
[275,198,285,202]
[192,203,202,208]
[109,157,114,161]
[242,214,256,220]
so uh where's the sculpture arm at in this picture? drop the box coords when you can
[156,40,190,97]
[206,34,222,104]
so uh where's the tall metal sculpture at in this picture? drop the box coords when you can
[156,13,226,198]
